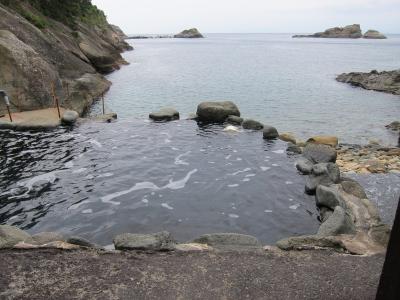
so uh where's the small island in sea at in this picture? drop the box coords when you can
[293,24,387,39]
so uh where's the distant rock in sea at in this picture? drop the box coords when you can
[363,30,387,39]
[174,28,204,38]
[293,24,362,39]
[336,69,400,95]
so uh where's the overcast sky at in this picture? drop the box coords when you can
[92,0,400,34]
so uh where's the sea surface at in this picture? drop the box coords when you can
[1,33,400,245]
[95,33,400,146]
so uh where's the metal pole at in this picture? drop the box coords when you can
[376,197,400,300]
[5,95,12,122]
[51,83,61,119]
[102,93,105,115]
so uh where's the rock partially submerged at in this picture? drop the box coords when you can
[336,69,400,95]
[307,136,338,148]
[293,24,362,39]
[242,119,264,130]
[303,143,337,164]
[262,125,279,139]
[363,30,387,39]
[226,115,243,125]
[113,231,176,251]
[149,107,180,122]
[192,233,262,251]
[196,101,240,123]
[174,28,204,38]
[61,110,79,125]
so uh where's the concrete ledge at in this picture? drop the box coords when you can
[0,108,65,130]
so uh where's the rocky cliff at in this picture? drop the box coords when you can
[336,70,400,95]
[0,0,132,115]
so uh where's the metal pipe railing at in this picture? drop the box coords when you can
[0,90,12,122]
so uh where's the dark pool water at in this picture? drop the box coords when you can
[0,120,323,245]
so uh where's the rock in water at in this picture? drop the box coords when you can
[191,233,262,250]
[293,24,362,38]
[174,28,204,38]
[0,225,34,248]
[385,121,400,131]
[149,107,180,121]
[336,70,400,95]
[113,231,176,251]
[226,115,243,125]
[262,125,279,139]
[296,157,314,174]
[307,136,338,148]
[303,143,337,163]
[316,185,345,210]
[317,206,356,236]
[196,101,240,123]
[242,119,264,130]
[279,132,297,144]
[363,30,387,39]
[61,110,79,125]
[340,178,368,199]
[287,143,302,154]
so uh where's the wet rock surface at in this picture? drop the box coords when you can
[336,69,400,95]
[303,143,337,163]
[191,233,262,250]
[113,231,176,251]
[242,119,264,130]
[262,125,279,139]
[149,107,180,122]
[196,101,240,123]
[0,248,384,300]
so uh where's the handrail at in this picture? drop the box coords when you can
[0,90,12,122]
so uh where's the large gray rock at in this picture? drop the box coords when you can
[174,28,204,38]
[305,163,341,195]
[315,185,345,210]
[226,115,243,125]
[242,119,264,130]
[287,143,302,154]
[32,232,65,245]
[363,30,387,39]
[276,235,347,252]
[113,231,176,251]
[303,144,337,163]
[149,107,179,122]
[385,121,400,131]
[61,110,79,125]
[0,225,34,248]
[293,24,362,39]
[196,101,240,123]
[318,206,356,236]
[192,233,262,250]
[336,70,400,95]
[262,125,279,139]
[340,178,368,199]
[295,157,314,174]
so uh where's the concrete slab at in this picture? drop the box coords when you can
[0,108,66,130]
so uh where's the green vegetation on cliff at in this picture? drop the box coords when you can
[0,0,107,29]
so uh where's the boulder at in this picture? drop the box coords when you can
[191,233,262,250]
[226,115,243,125]
[296,157,314,174]
[340,178,368,199]
[319,206,334,223]
[262,125,279,139]
[175,243,212,252]
[318,206,355,236]
[196,101,240,123]
[363,30,387,39]
[174,28,204,38]
[307,136,338,148]
[279,133,297,144]
[32,232,65,245]
[61,110,79,125]
[369,224,391,247]
[305,164,341,195]
[0,225,34,248]
[315,185,345,210]
[242,119,264,130]
[385,121,400,131]
[149,107,179,122]
[287,143,302,154]
[303,143,337,163]
[67,236,100,249]
[276,235,347,252]
[113,231,176,251]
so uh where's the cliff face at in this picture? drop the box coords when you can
[0,0,132,115]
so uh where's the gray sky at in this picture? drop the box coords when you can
[92,0,400,34]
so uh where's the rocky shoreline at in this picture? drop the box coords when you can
[336,69,400,95]
[0,1,132,116]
